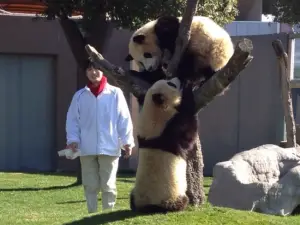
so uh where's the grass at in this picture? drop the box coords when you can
[0,172,299,225]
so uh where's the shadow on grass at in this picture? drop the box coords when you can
[0,182,80,192]
[1,171,78,177]
[56,197,129,205]
[63,209,139,225]
[292,205,300,215]
[0,171,135,192]
[117,178,135,184]
[1,170,135,178]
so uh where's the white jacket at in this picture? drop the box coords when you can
[65,83,135,157]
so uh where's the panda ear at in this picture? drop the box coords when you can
[155,16,179,35]
[133,35,145,44]
[125,54,133,61]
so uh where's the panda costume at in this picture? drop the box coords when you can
[125,15,234,88]
[130,77,198,213]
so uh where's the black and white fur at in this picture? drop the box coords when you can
[125,15,234,88]
[130,77,198,214]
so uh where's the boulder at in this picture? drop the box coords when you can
[207,144,300,216]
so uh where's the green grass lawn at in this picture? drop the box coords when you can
[0,172,299,225]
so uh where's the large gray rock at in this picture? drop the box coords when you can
[208,144,300,216]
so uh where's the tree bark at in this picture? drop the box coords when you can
[185,132,205,206]
[272,39,296,148]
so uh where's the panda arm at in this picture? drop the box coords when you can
[137,135,164,149]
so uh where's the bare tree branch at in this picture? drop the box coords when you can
[165,0,199,77]
[272,39,296,148]
[194,38,254,113]
[85,45,149,99]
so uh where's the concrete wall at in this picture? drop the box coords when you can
[200,34,288,175]
[226,21,280,36]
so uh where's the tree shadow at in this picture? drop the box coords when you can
[292,205,300,215]
[56,197,128,205]
[117,178,135,184]
[2,171,77,177]
[0,182,79,192]
[63,209,139,225]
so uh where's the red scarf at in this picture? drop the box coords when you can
[87,76,107,97]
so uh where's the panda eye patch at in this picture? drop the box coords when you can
[167,82,177,88]
[143,53,152,58]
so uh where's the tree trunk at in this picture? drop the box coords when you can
[272,39,296,148]
[165,0,199,77]
[168,0,205,203]
[59,18,89,71]
[186,132,205,205]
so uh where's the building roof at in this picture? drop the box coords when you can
[0,0,46,14]
[0,0,81,15]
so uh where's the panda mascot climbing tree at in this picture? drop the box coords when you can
[84,0,254,214]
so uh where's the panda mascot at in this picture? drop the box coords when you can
[125,15,234,88]
[130,77,199,214]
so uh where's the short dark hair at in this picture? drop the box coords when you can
[83,59,94,71]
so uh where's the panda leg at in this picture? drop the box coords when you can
[129,187,167,214]
[161,195,189,212]
[137,195,189,214]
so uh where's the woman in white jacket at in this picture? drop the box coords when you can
[65,61,135,213]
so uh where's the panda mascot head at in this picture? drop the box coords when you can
[125,15,234,89]
[130,77,198,214]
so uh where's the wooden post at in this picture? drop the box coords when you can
[272,39,296,148]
